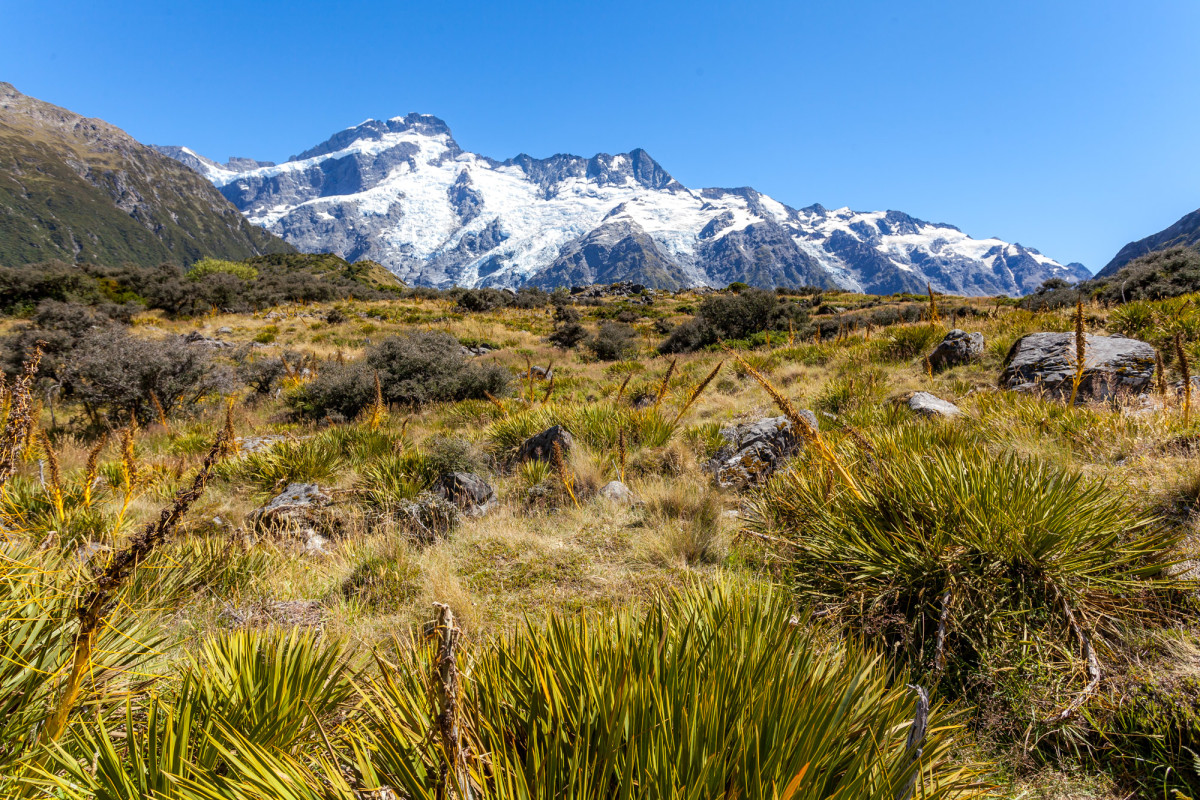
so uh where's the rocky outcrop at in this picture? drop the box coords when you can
[705,414,816,489]
[434,472,498,517]
[248,483,339,552]
[928,329,984,372]
[517,425,574,462]
[1000,332,1157,401]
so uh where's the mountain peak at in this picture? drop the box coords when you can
[290,113,457,162]
[159,115,1083,296]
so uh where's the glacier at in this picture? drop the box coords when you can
[155,114,1089,295]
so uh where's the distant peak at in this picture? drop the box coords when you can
[290,113,456,162]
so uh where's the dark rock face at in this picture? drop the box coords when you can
[928,329,984,372]
[1001,332,1157,400]
[517,425,574,462]
[705,414,816,489]
[532,219,692,291]
[434,472,498,517]
[907,392,962,418]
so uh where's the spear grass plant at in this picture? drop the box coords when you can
[749,424,1189,721]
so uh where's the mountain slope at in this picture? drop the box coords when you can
[1095,207,1200,279]
[0,83,293,268]
[160,115,1088,295]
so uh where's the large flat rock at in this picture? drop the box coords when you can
[1000,332,1156,401]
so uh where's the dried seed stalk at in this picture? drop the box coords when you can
[82,434,107,509]
[1177,332,1192,427]
[1155,349,1167,399]
[368,371,386,430]
[40,425,230,743]
[653,359,677,409]
[0,346,42,489]
[40,430,65,521]
[615,372,632,404]
[149,391,170,430]
[927,283,940,325]
[431,603,473,800]
[734,354,865,502]
[1067,300,1086,406]
[551,440,579,508]
[483,392,508,418]
[618,427,627,483]
[671,361,722,427]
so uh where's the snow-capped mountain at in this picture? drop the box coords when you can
[156,114,1089,295]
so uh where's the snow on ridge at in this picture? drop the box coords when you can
[166,118,1080,294]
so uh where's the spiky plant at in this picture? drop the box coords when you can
[750,425,1187,717]
[357,585,983,800]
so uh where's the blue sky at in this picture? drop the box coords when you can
[4,0,1198,272]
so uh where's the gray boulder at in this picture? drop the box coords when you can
[928,329,983,372]
[396,492,460,544]
[517,425,574,462]
[599,480,638,505]
[1001,332,1157,401]
[705,414,816,489]
[249,483,333,531]
[434,472,498,517]
[907,392,962,418]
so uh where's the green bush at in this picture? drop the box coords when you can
[187,258,259,282]
[291,331,511,419]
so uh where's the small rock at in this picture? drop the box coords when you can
[249,483,334,532]
[517,425,574,462]
[599,480,638,505]
[302,531,330,555]
[907,392,962,418]
[434,472,498,517]
[397,492,460,543]
[217,326,233,335]
[927,329,984,372]
[236,434,291,454]
[183,330,232,348]
[705,414,816,489]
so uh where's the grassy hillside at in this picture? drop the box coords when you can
[1,286,1197,798]
[0,82,293,267]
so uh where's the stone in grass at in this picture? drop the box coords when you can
[434,472,498,517]
[1000,332,1156,402]
[599,480,638,505]
[706,414,816,489]
[906,392,962,418]
[396,492,460,544]
[517,425,574,462]
[927,329,984,372]
[249,483,332,530]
